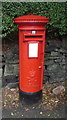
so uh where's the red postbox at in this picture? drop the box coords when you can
[14,15,49,100]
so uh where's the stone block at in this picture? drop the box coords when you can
[54,48,59,52]
[51,51,61,57]
[4,44,19,62]
[48,39,62,48]
[45,56,61,61]
[61,57,65,65]
[3,75,19,83]
[5,82,19,89]
[49,77,65,83]
[6,59,19,64]
[0,63,2,68]
[59,48,66,54]
[0,55,2,62]
[0,77,2,88]
[4,64,19,76]
[45,60,54,65]
[54,58,62,63]
[0,68,2,77]
[45,45,56,52]
[47,64,58,71]
[48,70,65,83]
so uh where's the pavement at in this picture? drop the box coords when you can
[2,98,66,119]
[2,81,66,119]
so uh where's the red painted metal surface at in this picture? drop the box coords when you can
[14,15,49,93]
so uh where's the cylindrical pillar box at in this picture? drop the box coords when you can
[14,15,50,101]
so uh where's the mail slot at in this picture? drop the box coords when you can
[14,15,50,100]
[25,35,43,39]
[24,34,44,42]
[25,35,42,38]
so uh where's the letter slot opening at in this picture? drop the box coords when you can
[24,34,43,41]
[25,35,42,38]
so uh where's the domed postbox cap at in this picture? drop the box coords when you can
[14,15,50,25]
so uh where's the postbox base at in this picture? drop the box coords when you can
[19,89,42,104]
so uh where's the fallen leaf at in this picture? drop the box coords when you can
[55,100,59,103]
[25,108,29,111]
[8,95,11,98]
[11,112,14,116]
[40,112,43,115]
[10,89,16,91]
[48,114,50,116]
[12,102,15,105]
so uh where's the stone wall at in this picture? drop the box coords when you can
[2,36,66,85]
[44,37,66,83]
